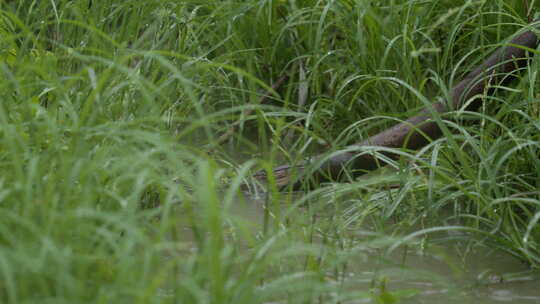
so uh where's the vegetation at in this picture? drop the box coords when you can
[0,0,539,303]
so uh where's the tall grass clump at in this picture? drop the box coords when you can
[0,0,540,303]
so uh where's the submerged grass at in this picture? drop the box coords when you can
[1,0,540,303]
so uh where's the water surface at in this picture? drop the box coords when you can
[239,191,540,304]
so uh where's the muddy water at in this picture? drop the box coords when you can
[238,191,540,304]
[374,246,540,304]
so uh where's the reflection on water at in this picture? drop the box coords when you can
[239,191,540,304]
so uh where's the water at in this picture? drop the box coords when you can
[239,191,540,304]
[384,245,540,303]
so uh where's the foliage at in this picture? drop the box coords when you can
[0,0,539,303]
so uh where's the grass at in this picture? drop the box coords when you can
[1,0,540,303]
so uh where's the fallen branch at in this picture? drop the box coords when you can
[251,19,540,189]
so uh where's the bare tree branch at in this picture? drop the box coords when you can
[250,19,540,190]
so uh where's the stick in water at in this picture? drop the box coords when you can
[252,19,540,189]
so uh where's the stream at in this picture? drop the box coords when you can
[236,191,540,304]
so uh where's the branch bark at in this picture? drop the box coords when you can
[251,20,540,189]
